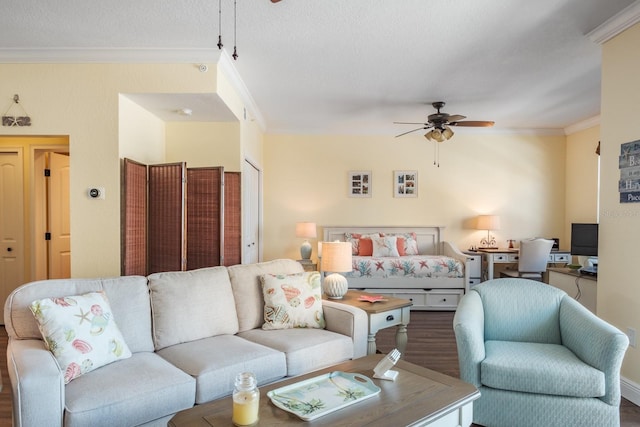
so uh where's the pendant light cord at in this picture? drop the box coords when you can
[217,0,223,49]
[232,0,239,60]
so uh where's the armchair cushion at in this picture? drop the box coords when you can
[482,340,605,398]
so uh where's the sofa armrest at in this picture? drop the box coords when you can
[7,339,65,427]
[559,297,629,405]
[452,290,486,388]
[322,300,368,358]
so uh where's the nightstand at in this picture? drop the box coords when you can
[327,290,412,356]
[297,259,317,272]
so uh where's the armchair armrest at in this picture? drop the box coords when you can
[7,339,65,427]
[452,290,486,388]
[322,300,368,358]
[559,297,629,405]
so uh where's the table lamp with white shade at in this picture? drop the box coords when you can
[295,222,317,260]
[320,242,353,299]
[476,215,500,249]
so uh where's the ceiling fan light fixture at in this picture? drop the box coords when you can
[442,126,454,140]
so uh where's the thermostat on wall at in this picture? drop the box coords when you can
[88,187,105,200]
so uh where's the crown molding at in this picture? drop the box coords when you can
[0,48,223,63]
[564,115,601,135]
[588,1,640,44]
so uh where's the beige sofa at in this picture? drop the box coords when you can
[4,259,368,427]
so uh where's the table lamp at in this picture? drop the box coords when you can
[476,215,500,248]
[320,242,352,299]
[295,222,317,260]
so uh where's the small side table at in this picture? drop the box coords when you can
[329,290,412,356]
[297,259,317,272]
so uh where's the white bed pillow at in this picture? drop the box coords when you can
[372,235,400,257]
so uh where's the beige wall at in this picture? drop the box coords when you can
[564,125,600,248]
[263,132,567,262]
[165,122,241,170]
[119,95,166,165]
[600,22,640,385]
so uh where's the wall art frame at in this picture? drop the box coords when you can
[348,171,372,197]
[394,170,418,198]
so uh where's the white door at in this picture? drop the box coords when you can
[242,160,261,264]
[0,150,25,313]
[48,152,71,278]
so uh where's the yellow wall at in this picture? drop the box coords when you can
[564,125,600,247]
[165,122,241,170]
[119,95,166,164]
[263,132,567,262]
[600,22,640,384]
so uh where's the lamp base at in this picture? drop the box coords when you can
[323,273,348,299]
[300,240,312,260]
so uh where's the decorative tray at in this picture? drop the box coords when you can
[267,371,381,421]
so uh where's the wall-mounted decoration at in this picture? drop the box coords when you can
[348,171,371,198]
[619,139,640,203]
[394,170,418,198]
[2,94,31,127]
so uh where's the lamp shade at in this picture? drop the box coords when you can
[295,222,317,239]
[320,242,352,273]
[476,215,500,230]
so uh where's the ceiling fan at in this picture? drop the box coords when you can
[394,101,495,142]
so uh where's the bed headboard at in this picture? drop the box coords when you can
[322,226,445,255]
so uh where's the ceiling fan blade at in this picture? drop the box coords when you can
[393,121,427,125]
[395,126,428,138]
[447,114,466,122]
[450,120,495,127]
[271,0,282,3]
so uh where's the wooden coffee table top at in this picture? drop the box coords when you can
[168,354,479,427]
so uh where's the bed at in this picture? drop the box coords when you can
[321,226,471,310]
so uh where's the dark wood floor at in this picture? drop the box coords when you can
[1,311,639,426]
[375,310,640,427]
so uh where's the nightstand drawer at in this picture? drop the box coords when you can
[491,254,509,262]
[507,254,519,262]
[369,308,404,331]
[425,290,464,309]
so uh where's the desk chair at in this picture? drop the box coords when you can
[500,238,554,280]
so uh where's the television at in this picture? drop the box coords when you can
[570,223,598,257]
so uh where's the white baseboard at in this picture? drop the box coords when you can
[622,376,640,406]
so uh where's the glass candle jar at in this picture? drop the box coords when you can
[232,372,259,426]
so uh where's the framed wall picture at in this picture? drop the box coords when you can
[349,171,371,197]
[394,170,418,198]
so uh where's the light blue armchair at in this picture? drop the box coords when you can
[453,278,628,427]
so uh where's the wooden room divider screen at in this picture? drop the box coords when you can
[122,158,240,276]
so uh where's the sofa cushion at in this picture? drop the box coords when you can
[148,266,239,350]
[238,328,353,376]
[260,271,325,330]
[482,340,605,398]
[157,335,287,404]
[64,352,195,427]
[228,259,304,332]
[4,276,154,353]
[29,291,132,383]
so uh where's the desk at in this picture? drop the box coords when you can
[548,268,597,314]
[473,248,571,280]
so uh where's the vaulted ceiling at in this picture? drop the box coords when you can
[1,0,637,135]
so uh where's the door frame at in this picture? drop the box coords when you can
[242,157,262,263]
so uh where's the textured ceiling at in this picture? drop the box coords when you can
[1,0,637,135]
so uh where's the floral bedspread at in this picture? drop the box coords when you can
[346,256,464,279]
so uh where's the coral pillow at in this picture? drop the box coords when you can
[345,232,379,255]
[29,291,132,384]
[358,238,373,256]
[260,271,325,330]
[372,236,400,257]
